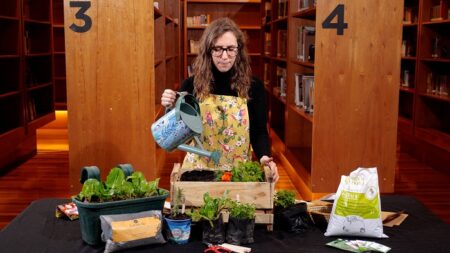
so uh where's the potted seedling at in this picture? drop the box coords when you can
[226,200,256,245]
[188,191,232,244]
[164,187,191,244]
[274,190,312,233]
[73,165,169,245]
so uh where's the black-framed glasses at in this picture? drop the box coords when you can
[211,46,239,57]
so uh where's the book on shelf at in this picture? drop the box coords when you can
[277,30,287,58]
[189,40,200,54]
[401,40,415,57]
[294,73,303,107]
[302,75,314,113]
[401,69,412,88]
[24,30,31,54]
[430,4,444,21]
[276,67,287,97]
[187,14,210,27]
[264,32,271,55]
[427,72,449,96]
[403,7,414,24]
[297,0,316,12]
[264,63,270,85]
[262,1,272,24]
[278,0,288,19]
[297,26,315,62]
[280,76,286,97]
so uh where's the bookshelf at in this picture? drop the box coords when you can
[0,0,55,170]
[262,0,288,142]
[64,0,181,193]
[52,0,66,110]
[183,0,263,79]
[398,0,450,171]
[264,0,402,199]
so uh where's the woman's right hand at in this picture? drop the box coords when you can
[161,89,177,108]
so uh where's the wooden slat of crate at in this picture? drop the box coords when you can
[170,163,275,209]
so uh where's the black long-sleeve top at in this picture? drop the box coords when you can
[179,69,271,160]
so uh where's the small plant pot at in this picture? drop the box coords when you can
[226,217,255,245]
[164,216,192,244]
[274,202,313,233]
[202,214,226,245]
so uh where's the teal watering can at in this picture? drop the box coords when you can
[151,93,221,165]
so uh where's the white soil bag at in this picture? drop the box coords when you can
[325,167,387,238]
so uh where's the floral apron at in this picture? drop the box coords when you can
[181,95,251,170]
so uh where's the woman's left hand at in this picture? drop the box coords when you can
[260,156,279,183]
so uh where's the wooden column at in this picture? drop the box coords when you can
[312,0,403,192]
[64,0,155,193]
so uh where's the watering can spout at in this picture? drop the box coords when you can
[177,144,221,166]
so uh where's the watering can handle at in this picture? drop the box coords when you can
[164,92,189,115]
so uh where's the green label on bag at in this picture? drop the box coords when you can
[335,191,380,219]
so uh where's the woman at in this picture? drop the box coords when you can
[161,18,279,182]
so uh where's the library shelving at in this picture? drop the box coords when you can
[262,0,289,142]
[52,0,66,110]
[183,0,263,79]
[0,0,55,170]
[263,0,403,199]
[398,0,449,171]
[64,0,181,193]
[154,0,182,170]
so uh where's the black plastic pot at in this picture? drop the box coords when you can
[202,213,226,244]
[274,202,313,233]
[226,217,255,245]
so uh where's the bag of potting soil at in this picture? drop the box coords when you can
[324,167,387,238]
[100,210,166,253]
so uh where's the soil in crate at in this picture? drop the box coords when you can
[180,170,216,181]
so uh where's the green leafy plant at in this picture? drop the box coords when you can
[274,190,296,209]
[229,201,256,220]
[231,161,264,182]
[188,191,232,226]
[75,167,164,203]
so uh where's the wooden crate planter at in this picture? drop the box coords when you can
[170,163,275,230]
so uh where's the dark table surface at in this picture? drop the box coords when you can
[1,195,449,253]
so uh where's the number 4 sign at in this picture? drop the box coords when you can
[322,4,348,35]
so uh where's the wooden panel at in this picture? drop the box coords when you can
[64,0,155,194]
[312,0,403,192]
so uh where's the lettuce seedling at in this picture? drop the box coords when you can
[75,167,163,203]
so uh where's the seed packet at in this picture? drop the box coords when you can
[55,202,79,220]
[327,238,391,253]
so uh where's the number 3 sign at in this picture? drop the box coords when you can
[69,1,92,33]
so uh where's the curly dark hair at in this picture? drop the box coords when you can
[192,18,252,100]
